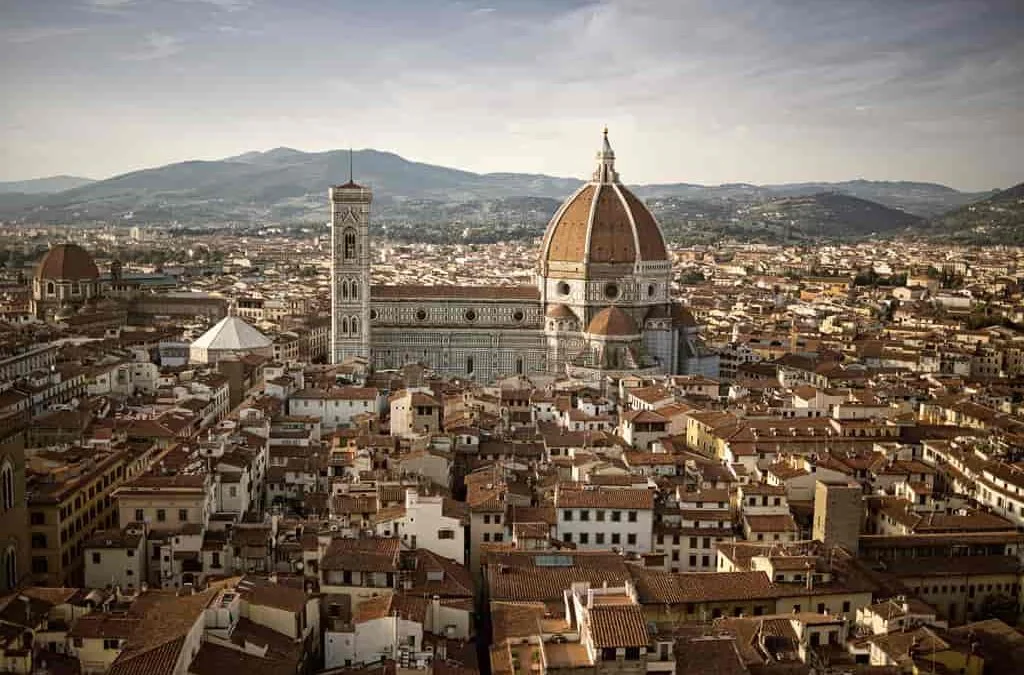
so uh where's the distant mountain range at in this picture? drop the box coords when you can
[0,147,1014,243]
[0,175,94,194]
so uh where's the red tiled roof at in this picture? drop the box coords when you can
[556,486,653,510]
[321,537,400,572]
[588,605,650,648]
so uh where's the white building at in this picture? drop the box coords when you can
[287,386,382,429]
[373,489,467,564]
[856,596,945,636]
[555,485,654,554]
[83,525,146,591]
[325,593,429,669]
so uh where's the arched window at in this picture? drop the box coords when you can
[351,317,359,335]
[341,317,349,335]
[1,462,13,512]
[341,279,349,300]
[46,282,55,296]
[466,357,474,375]
[515,358,524,375]
[3,547,15,591]
[343,229,357,260]
[351,280,359,301]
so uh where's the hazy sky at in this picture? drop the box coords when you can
[1,0,1021,190]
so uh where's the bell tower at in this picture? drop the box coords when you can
[330,160,372,364]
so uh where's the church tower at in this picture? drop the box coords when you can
[330,172,372,364]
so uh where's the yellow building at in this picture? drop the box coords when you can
[27,447,135,586]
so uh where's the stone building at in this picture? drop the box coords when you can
[29,244,228,325]
[30,243,102,320]
[332,131,718,383]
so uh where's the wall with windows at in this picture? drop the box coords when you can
[469,509,504,582]
[369,296,546,382]
[377,490,465,564]
[28,452,125,587]
[84,535,145,590]
[556,506,653,554]
[117,490,210,534]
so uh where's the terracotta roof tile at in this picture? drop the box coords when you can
[586,306,640,337]
[321,537,400,572]
[588,605,649,648]
[556,486,653,510]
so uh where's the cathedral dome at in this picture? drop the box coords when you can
[546,304,577,320]
[540,131,668,268]
[586,306,640,338]
[35,244,99,282]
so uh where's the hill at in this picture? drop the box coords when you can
[0,175,94,194]
[928,182,1024,244]
[731,192,924,241]
[631,179,981,217]
[0,148,995,244]
[0,148,581,224]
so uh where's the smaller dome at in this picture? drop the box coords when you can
[586,306,640,338]
[191,316,272,351]
[35,244,99,282]
[546,304,577,320]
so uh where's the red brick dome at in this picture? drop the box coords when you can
[586,306,640,338]
[540,131,668,268]
[35,244,99,281]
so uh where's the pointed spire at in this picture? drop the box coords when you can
[349,147,354,184]
[594,127,618,183]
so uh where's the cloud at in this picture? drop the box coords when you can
[121,32,183,61]
[2,25,91,44]
[177,0,255,11]
[215,24,262,36]
[3,0,1020,189]
[84,0,138,9]
[84,0,254,11]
